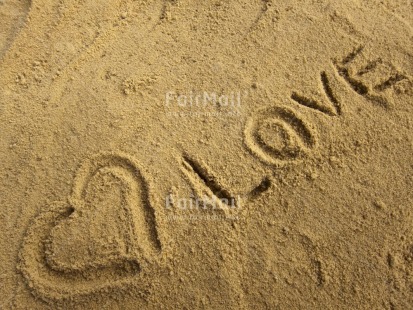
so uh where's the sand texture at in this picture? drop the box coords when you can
[0,0,412,309]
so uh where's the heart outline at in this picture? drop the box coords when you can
[18,152,162,302]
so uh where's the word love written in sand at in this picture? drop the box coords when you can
[18,46,412,302]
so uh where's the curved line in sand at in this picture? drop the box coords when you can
[244,105,317,166]
[18,152,162,302]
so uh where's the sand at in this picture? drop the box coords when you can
[0,0,412,308]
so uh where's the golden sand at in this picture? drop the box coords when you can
[0,0,412,308]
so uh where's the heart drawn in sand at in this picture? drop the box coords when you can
[19,152,162,302]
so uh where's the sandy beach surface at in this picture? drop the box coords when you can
[0,0,412,308]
